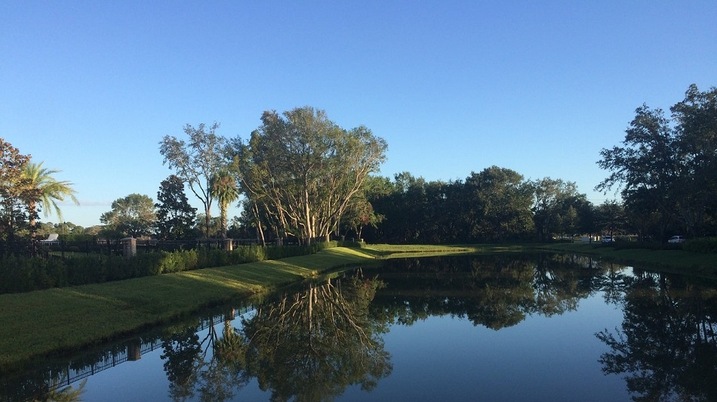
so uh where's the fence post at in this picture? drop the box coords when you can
[122,237,137,258]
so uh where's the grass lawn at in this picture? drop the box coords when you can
[1,243,715,371]
[538,242,717,277]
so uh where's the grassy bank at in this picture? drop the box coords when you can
[0,247,376,371]
[538,242,717,277]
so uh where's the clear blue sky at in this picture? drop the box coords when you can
[2,1,716,227]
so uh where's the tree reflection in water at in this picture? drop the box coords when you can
[596,270,717,402]
[158,270,391,401]
[372,254,603,330]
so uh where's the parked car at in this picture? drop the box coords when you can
[668,235,686,244]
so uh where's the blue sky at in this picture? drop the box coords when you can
[2,1,716,227]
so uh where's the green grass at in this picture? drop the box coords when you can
[537,242,717,277]
[360,243,528,258]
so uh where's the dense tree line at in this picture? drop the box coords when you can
[354,169,596,244]
[3,86,715,252]
[352,84,717,244]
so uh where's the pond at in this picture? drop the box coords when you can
[3,253,717,401]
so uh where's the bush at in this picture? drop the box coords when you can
[66,255,107,285]
[683,237,717,254]
[233,244,266,263]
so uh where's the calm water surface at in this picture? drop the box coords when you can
[4,253,717,401]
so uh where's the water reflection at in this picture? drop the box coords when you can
[156,271,390,401]
[373,254,604,329]
[4,253,717,401]
[242,271,391,400]
[596,269,717,401]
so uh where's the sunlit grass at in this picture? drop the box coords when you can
[361,243,529,258]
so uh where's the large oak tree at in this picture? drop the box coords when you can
[597,84,717,237]
[233,107,387,244]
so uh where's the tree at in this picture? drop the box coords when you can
[375,172,429,243]
[531,178,587,241]
[340,175,391,241]
[597,85,717,238]
[100,194,156,237]
[210,169,239,239]
[0,138,30,243]
[597,105,680,238]
[155,175,197,240]
[670,84,717,236]
[234,107,387,244]
[21,161,79,241]
[465,166,534,241]
[593,200,627,237]
[160,123,229,238]
[342,195,381,241]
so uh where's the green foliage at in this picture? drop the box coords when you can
[158,249,198,273]
[210,169,239,238]
[232,244,266,262]
[100,194,157,237]
[234,107,387,244]
[683,238,717,254]
[22,161,79,225]
[367,168,537,243]
[160,122,229,238]
[155,175,197,240]
[0,242,338,294]
[0,138,31,243]
[597,84,717,238]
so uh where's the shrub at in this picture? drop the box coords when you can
[683,237,717,254]
[157,249,200,273]
[234,244,266,263]
[66,255,106,285]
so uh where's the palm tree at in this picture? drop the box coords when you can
[22,161,79,239]
[210,169,239,238]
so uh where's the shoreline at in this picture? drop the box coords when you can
[2,243,715,372]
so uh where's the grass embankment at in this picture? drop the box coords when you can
[538,242,717,277]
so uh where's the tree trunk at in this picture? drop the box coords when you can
[220,203,227,239]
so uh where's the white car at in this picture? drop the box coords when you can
[668,235,686,244]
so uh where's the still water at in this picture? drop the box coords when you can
[4,253,717,401]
